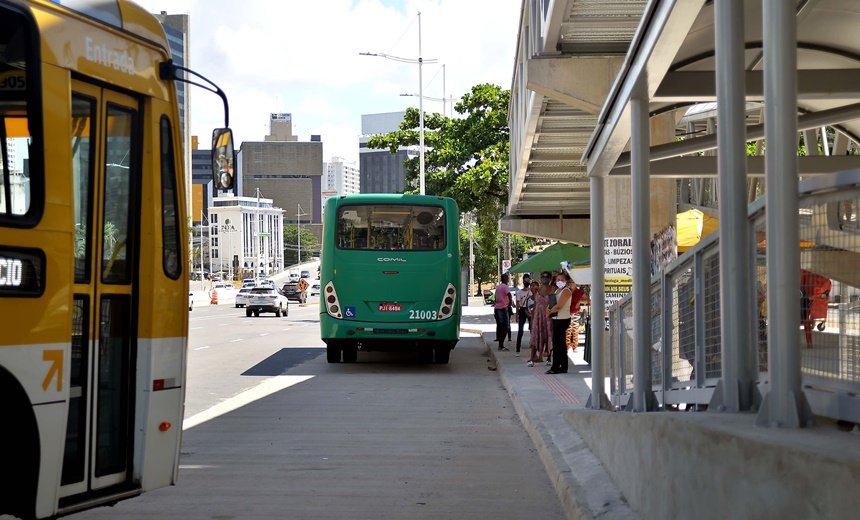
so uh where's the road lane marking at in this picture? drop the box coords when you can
[194,346,210,351]
[190,326,203,330]
[229,338,244,343]
[258,333,269,337]
[183,375,314,430]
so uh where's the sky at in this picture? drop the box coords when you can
[135,0,522,164]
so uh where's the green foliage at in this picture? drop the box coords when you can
[282,225,320,265]
[368,83,512,290]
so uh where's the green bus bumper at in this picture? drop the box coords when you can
[320,314,460,344]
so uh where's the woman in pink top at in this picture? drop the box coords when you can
[493,273,512,351]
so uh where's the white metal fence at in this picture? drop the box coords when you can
[608,171,860,423]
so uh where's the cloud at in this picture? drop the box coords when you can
[134,0,520,162]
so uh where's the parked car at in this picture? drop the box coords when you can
[246,287,289,317]
[281,282,307,303]
[189,292,194,311]
[235,287,253,308]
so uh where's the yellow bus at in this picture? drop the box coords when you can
[0,1,234,518]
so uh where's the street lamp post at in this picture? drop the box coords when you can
[360,12,437,195]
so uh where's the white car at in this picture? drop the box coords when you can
[288,273,300,282]
[235,287,253,308]
[309,281,321,297]
[213,282,236,293]
[245,287,289,317]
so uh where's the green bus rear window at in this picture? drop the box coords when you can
[336,204,445,251]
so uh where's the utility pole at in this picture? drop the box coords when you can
[297,203,302,265]
[468,216,475,297]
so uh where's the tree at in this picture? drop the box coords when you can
[368,83,522,286]
[283,225,320,266]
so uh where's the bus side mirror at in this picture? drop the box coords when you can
[212,128,235,190]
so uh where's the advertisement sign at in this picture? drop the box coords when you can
[604,237,632,307]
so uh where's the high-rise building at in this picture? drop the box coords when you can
[321,156,360,217]
[240,115,323,241]
[153,11,192,222]
[359,111,416,194]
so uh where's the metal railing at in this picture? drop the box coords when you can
[608,170,860,423]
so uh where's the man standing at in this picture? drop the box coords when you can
[493,273,512,351]
[514,274,533,356]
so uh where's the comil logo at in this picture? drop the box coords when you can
[377,257,406,263]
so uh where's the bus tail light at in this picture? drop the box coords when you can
[324,282,343,319]
[437,283,456,320]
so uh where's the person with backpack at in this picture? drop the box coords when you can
[546,271,574,374]
[514,274,533,356]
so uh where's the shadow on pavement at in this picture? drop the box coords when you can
[242,348,324,376]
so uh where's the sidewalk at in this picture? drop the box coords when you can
[460,304,636,519]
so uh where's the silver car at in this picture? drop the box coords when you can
[235,287,253,308]
[245,287,289,317]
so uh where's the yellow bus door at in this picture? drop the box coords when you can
[60,82,140,498]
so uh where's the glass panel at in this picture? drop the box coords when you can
[72,97,95,282]
[336,204,446,251]
[95,296,131,478]
[160,117,181,278]
[62,296,89,485]
[0,8,37,220]
[101,105,135,283]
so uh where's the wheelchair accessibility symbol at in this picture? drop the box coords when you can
[344,306,356,318]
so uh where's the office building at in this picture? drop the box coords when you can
[153,11,192,221]
[359,111,416,194]
[240,114,323,240]
[208,194,284,278]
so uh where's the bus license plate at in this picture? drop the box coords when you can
[379,303,401,312]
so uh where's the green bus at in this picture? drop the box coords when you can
[320,194,461,364]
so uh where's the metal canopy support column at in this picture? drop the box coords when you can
[711,0,758,412]
[587,174,611,410]
[627,74,658,412]
[757,0,814,428]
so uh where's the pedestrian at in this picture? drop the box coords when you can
[527,272,553,367]
[493,272,513,351]
[565,280,585,350]
[514,275,533,356]
[546,271,573,374]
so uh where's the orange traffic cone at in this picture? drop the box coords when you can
[210,288,218,305]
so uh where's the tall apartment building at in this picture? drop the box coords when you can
[359,111,416,194]
[240,114,323,240]
[321,156,360,216]
[153,11,192,221]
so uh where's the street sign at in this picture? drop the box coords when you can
[501,259,511,273]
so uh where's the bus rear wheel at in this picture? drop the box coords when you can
[342,344,358,363]
[326,342,342,363]
[433,345,451,364]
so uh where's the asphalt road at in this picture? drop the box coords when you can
[73,303,565,519]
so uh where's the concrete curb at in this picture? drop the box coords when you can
[483,334,637,520]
